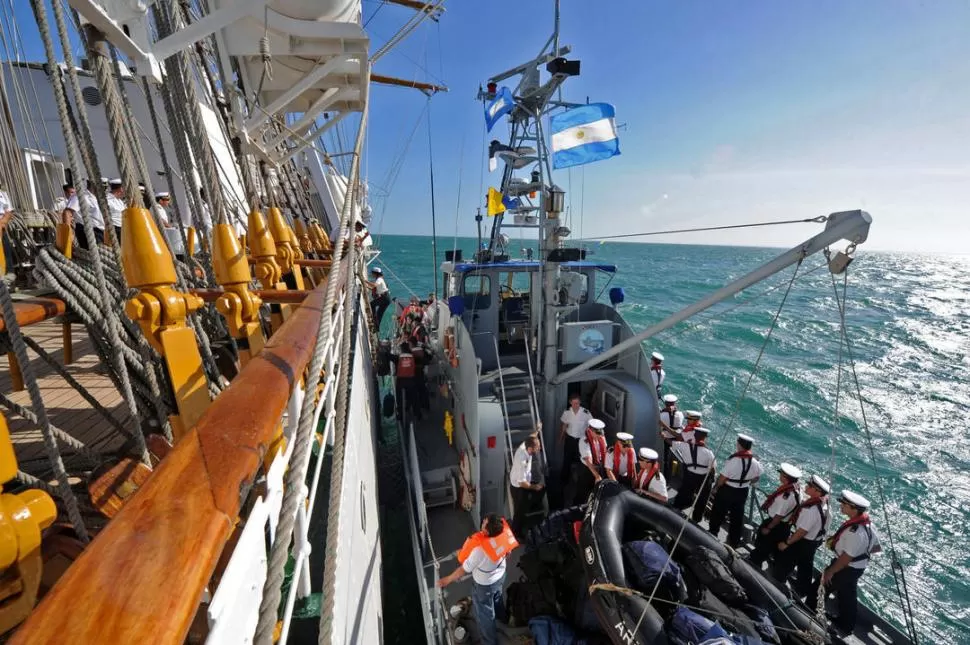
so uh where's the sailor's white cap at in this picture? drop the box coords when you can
[638,447,659,461]
[685,410,702,420]
[737,433,754,446]
[371,266,383,274]
[651,352,664,362]
[588,419,605,432]
[779,462,802,480]
[808,474,831,494]
[693,426,710,436]
[662,394,678,404]
[108,178,123,187]
[155,191,170,200]
[839,490,870,510]
[100,177,109,184]
[616,432,634,443]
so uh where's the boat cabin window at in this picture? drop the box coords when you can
[558,270,590,305]
[498,271,531,297]
[463,273,491,309]
[601,390,620,421]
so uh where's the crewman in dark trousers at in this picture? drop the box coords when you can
[773,474,830,596]
[558,393,591,489]
[749,463,802,567]
[708,433,763,547]
[806,490,881,637]
[658,394,684,477]
[508,436,543,536]
[670,426,716,521]
[567,418,607,505]
[389,341,421,421]
[605,432,638,488]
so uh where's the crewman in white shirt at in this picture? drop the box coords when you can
[749,463,802,567]
[606,432,638,487]
[367,266,391,329]
[559,392,592,487]
[807,490,881,636]
[0,185,14,273]
[569,418,607,505]
[53,183,74,212]
[670,426,716,521]
[508,435,543,536]
[438,514,519,645]
[64,180,106,249]
[681,410,703,444]
[708,433,763,547]
[106,179,125,241]
[633,448,668,502]
[658,393,684,477]
[773,474,830,597]
[649,351,665,401]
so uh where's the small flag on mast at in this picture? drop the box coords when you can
[486,187,506,217]
[484,87,514,132]
[549,103,620,170]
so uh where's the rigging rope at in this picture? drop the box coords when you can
[427,97,439,298]
[0,280,89,541]
[827,263,920,643]
[591,215,829,241]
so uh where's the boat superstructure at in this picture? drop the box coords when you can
[395,4,921,645]
[0,0,444,643]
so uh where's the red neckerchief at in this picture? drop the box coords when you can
[586,430,607,465]
[829,513,870,551]
[760,482,797,512]
[684,420,701,432]
[636,462,659,491]
[731,449,753,459]
[792,496,825,525]
[613,443,636,478]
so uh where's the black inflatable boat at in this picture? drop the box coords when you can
[578,480,829,645]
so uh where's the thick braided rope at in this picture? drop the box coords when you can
[30,0,150,465]
[254,92,369,645]
[0,281,90,542]
[13,470,58,496]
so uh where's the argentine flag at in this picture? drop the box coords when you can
[549,103,620,170]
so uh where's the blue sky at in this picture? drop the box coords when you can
[12,1,970,252]
[362,0,970,253]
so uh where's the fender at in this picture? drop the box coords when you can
[579,481,825,645]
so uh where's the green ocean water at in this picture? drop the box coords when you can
[374,234,970,644]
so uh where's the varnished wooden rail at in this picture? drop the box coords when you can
[10,262,347,644]
[189,288,312,305]
[0,298,66,332]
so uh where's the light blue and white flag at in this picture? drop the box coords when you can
[484,86,514,132]
[549,103,620,169]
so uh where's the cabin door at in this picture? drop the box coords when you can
[596,383,626,442]
[460,272,499,370]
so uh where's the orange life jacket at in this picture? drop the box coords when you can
[613,443,637,478]
[585,430,607,465]
[457,518,519,565]
[397,353,416,378]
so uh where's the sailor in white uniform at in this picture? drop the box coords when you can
[670,426,716,521]
[681,410,703,444]
[508,435,542,536]
[559,393,592,487]
[633,448,668,502]
[773,474,830,597]
[605,432,638,487]
[709,433,763,547]
[106,179,125,241]
[569,418,607,505]
[658,394,684,476]
[65,180,106,250]
[807,490,881,636]
[155,192,185,258]
[749,463,802,567]
[649,351,665,401]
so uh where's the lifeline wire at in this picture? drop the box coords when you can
[592,215,829,241]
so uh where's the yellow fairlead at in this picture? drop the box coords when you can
[291,219,318,287]
[0,413,57,634]
[212,222,265,366]
[120,205,209,439]
[267,206,306,291]
[248,208,291,332]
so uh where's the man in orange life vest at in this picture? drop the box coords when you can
[438,514,519,645]
[806,490,881,636]
[605,432,638,488]
[633,448,668,502]
[773,474,831,598]
[708,433,763,547]
[748,462,802,567]
[568,418,607,506]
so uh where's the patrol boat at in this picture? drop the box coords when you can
[393,4,921,644]
[0,0,444,643]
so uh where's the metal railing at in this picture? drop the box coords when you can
[492,336,516,470]
[523,332,548,473]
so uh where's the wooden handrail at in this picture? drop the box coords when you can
[0,298,66,332]
[188,288,312,304]
[11,263,345,644]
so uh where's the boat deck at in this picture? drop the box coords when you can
[1,317,130,483]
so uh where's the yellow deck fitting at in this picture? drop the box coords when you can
[120,205,210,438]
[212,222,265,366]
[267,207,306,291]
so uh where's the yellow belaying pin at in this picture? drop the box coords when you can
[120,205,209,439]
[267,206,306,291]
[248,209,290,333]
[212,222,265,366]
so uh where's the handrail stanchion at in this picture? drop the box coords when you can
[523,332,547,472]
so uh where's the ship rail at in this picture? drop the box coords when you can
[11,261,354,645]
[522,331,549,473]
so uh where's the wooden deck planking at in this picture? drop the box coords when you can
[1,320,132,480]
